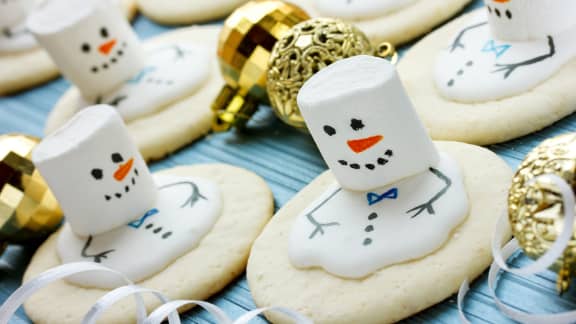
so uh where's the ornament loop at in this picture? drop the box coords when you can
[375,42,398,65]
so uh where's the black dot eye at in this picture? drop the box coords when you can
[91,168,103,180]
[81,43,91,53]
[350,118,364,131]
[487,6,492,14]
[506,9,512,19]
[495,8,501,17]
[111,153,124,163]
[100,27,109,38]
[323,125,336,136]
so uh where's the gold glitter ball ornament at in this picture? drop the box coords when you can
[267,18,398,129]
[212,0,310,132]
[0,134,62,247]
[509,133,576,293]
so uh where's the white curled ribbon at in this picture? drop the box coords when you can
[458,174,576,324]
[0,262,148,324]
[0,261,313,324]
[234,306,314,324]
[145,300,233,324]
[83,285,180,324]
[146,302,314,324]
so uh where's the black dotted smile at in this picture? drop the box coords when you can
[90,42,128,74]
[103,168,139,202]
[338,149,393,171]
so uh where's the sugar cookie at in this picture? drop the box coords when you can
[285,0,472,45]
[0,0,136,95]
[23,105,273,323]
[247,56,511,323]
[399,1,576,145]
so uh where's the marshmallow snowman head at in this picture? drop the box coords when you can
[0,0,34,29]
[485,0,576,41]
[298,55,439,192]
[33,105,157,237]
[27,0,144,100]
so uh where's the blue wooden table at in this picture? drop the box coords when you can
[2,1,576,322]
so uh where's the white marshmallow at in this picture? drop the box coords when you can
[27,0,144,100]
[485,0,576,41]
[0,0,34,29]
[32,105,157,237]
[313,0,416,20]
[298,55,439,192]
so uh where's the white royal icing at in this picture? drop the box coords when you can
[0,0,37,53]
[288,152,468,278]
[313,0,417,20]
[85,42,212,122]
[434,10,576,102]
[58,174,222,288]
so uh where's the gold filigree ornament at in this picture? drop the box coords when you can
[508,133,576,293]
[211,0,310,132]
[267,18,398,129]
[0,134,62,254]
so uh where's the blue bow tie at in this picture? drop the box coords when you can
[367,188,398,206]
[128,208,159,229]
[482,39,511,58]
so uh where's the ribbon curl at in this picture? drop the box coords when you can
[458,174,576,324]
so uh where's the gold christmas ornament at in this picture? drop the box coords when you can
[508,133,576,293]
[267,18,398,129]
[0,134,63,248]
[212,0,310,132]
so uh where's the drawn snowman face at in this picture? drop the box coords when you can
[78,25,129,76]
[320,116,393,173]
[313,0,416,19]
[0,0,33,28]
[485,0,576,41]
[90,151,142,202]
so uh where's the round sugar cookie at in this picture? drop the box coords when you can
[285,0,472,46]
[247,141,511,324]
[0,0,137,96]
[398,9,576,145]
[45,25,222,162]
[23,164,273,324]
[137,0,248,25]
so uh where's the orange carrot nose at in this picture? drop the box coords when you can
[347,135,383,154]
[99,39,117,55]
[114,158,134,181]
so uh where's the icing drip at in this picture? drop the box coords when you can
[313,0,417,20]
[288,152,468,278]
[87,42,212,122]
[434,10,576,102]
[57,174,222,288]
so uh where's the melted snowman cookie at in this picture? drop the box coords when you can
[248,55,510,323]
[25,105,273,323]
[35,0,222,161]
[399,0,576,145]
